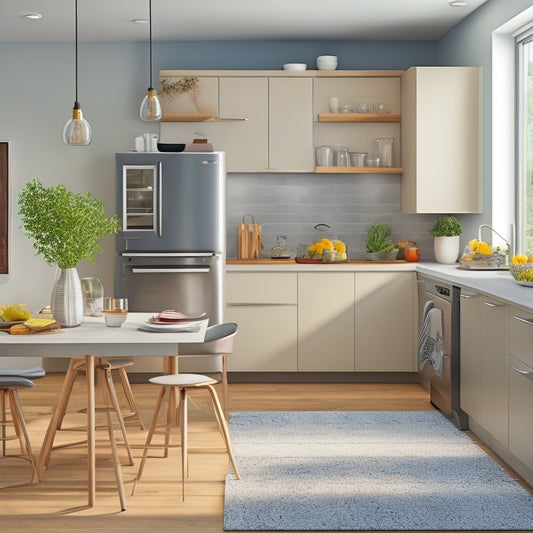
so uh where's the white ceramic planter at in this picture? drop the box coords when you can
[434,236,460,264]
[51,267,84,327]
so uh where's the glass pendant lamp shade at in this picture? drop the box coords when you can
[140,88,162,121]
[140,0,162,121]
[64,0,92,146]
[64,103,91,145]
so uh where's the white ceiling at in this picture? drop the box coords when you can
[0,0,489,42]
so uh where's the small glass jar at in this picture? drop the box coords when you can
[405,246,420,262]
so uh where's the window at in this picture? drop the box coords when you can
[517,30,533,254]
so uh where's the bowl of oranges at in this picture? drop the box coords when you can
[509,255,533,286]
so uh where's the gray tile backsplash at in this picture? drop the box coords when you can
[226,173,437,260]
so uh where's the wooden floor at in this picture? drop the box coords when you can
[0,373,529,532]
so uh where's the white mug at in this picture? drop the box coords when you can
[134,135,144,151]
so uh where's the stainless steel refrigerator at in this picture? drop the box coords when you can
[115,152,226,374]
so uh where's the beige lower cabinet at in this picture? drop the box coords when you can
[508,309,533,471]
[459,291,482,421]
[479,297,508,446]
[225,272,298,372]
[354,272,415,372]
[225,269,416,373]
[297,272,355,371]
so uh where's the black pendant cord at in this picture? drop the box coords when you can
[149,0,153,90]
[74,0,79,106]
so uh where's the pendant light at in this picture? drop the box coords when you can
[140,0,162,121]
[63,0,91,145]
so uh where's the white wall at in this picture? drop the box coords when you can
[0,42,157,310]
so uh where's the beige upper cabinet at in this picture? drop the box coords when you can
[159,71,313,173]
[400,66,482,214]
[269,77,314,172]
[219,77,269,172]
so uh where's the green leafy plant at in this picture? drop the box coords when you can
[366,223,396,253]
[429,216,463,237]
[18,179,120,269]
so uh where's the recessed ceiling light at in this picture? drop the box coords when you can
[132,19,149,24]
[22,13,42,20]
[449,1,468,6]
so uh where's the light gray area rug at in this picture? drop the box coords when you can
[224,411,533,531]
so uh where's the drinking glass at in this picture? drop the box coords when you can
[333,146,350,167]
[374,138,395,167]
[81,277,104,317]
[349,152,367,167]
[315,145,333,167]
[103,297,128,327]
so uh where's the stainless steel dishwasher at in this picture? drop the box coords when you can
[417,274,468,430]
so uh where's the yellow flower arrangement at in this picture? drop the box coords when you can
[512,254,529,265]
[306,238,347,261]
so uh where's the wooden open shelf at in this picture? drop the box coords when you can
[318,113,401,123]
[315,167,403,174]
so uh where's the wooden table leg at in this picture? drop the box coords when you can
[86,355,95,508]
[38,358,79,474]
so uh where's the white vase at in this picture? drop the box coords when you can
[434,236,460,264]
[51,268,84,327]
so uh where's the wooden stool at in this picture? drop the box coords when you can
[0,376,39,483]
[56,358,145,432]
[45,358,134,468]
[135,373,240,500]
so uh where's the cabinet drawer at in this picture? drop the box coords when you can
[509,310,533,367]
[226,272,297,304]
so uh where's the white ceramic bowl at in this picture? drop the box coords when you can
[283,63,307,71]
[316,55,338,70]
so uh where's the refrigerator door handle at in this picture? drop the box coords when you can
[131,267,210,274]
[202,160,218,165]
[157,161,163,237]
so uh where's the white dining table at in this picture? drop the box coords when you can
[0,313,208,509]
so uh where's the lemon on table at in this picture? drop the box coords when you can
[2,304,31,321]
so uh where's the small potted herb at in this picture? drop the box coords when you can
[366,223,398,261]
[429,216,462,264]
[18,179,120,326]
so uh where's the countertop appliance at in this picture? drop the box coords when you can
[417,273,468,430]
[115,152,226,373]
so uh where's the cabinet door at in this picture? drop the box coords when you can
[226,272,298,372]
[508,356,533,471]
[401,67,481,214]
[219,77,269,172]
[480,298,508,446]
[459,292,482,421]
[269,77,314,172]
[354,272,414,372]
[297,273,355,371]
[225,305,297,372]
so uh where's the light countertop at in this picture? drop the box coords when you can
[226,259,533,312]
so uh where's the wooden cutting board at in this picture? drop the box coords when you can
[238,215,262,259]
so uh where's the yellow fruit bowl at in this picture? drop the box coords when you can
[509,263,533,286]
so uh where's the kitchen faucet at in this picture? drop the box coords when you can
[478,224,514,257]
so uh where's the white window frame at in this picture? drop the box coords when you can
[516,29,533,254]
